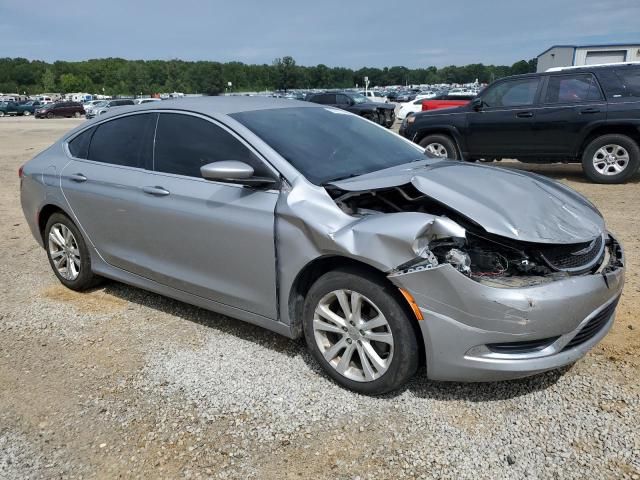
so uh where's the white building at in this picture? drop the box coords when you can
[537,43,640,72]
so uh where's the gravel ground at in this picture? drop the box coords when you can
[1,116,639,479]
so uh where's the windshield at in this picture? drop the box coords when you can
[231,106,424,185]
[94,101,108,107]
[349,93,367,104]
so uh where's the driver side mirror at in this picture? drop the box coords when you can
[470,97,484,111]
[200,161,277,188]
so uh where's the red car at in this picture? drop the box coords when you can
[421,94,475,111]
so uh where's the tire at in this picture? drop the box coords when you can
[363,112,379,124]
[74,111,81,118]
[302,267,420,395]
[0,111,5,117]
[46,112,54,119]
[419,134,459,160]
[22,110,31,116]
[44,213,100,291]
[581,134,640,184]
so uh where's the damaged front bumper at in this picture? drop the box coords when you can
[388,233,625,382]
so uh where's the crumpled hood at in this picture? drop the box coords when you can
[330,160,605,244]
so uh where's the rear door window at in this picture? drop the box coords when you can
[153,113,268,178]
[544,74,603,103]
[87,113,156,168]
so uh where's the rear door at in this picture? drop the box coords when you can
[533,73,606,157]
[60,113,157,273]
[466,76,542,157]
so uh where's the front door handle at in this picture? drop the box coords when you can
[142,186,170,197]
[580,107,601,114]
[69,173,87,182]
[516,112,534,118]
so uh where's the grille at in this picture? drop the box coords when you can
[487,336,559,354]
[539,235,604,272]
[562,297,619,351]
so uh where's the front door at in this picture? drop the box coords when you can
[466,76,542,158]
[136,112,280,319]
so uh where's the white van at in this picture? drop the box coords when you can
[358,90,388,103]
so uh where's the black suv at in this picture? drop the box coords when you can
[307,92,395,128]
[400,63,640,183]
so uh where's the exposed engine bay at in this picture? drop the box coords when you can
[328,184,613,287]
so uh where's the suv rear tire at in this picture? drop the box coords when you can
[419,134,459,160]
[582,134,640,184]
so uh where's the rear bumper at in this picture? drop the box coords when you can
[389,233,625,381]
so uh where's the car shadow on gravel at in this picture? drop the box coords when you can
[101,281,304,359]
[100,280,571,401]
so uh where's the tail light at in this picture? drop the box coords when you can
[18,164,25,178]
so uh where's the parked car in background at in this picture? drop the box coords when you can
[396,98,429,120]
[307,92,396,127]
[19,97,625,394]
[0,101,20,117]
[86,99,135,118]
[84,100,108,117]
[17,101,43,116]
[35,102,85,119]
[421,94,475,111]
[358,90,388,103]
[134,98,162,104]
[400,63,640,183]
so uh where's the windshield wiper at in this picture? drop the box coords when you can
[322,172,367,185]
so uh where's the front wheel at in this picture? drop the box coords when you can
[419,134,459,160]
[46,112,54,119]
[581,134,640,184]
[303,268,419,395]
[362,112,380,124]
[0,111,5,117]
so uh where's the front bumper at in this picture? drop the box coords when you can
[389,233,625,382]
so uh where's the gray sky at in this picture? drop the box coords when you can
[1,0,638,67]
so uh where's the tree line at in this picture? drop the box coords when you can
[0,56,537,96]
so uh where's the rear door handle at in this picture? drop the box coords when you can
[580,107,601,114]
[69,173,87,183]
[516,112,534,118]
[142,186,170,197]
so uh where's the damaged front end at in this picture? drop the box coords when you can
[328,182,615,288]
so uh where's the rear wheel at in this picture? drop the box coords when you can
[0,111,5,117]
[74,111,82,118]
[23,110,31,116]
[303,268,419,395]
[45,213,100,291]
[582,134,640,184]
[419,134,459,160]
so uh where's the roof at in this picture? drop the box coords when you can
[131,95,317,115]
[537,43,640,58]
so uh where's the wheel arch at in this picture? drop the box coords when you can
[577,123,640,158]
[287,255,426,363]
[38,203,69,243]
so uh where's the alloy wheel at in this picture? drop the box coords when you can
[48,223,81,280]
[424,142,448,157]
[592,144,629,176]
[313,289,394,382]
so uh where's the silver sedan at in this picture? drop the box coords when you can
[19,97,625,394]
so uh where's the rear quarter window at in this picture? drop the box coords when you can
[68,127,96,159]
